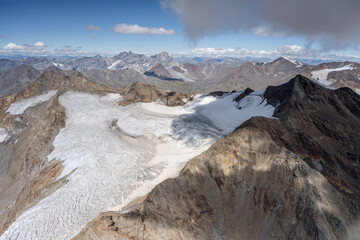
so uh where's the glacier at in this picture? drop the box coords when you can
[1,90,274,240]
[6,90,58,115]
[311,65,354,86]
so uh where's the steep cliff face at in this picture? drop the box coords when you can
[75,75,360,240]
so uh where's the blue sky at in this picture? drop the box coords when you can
[1,0,359,60]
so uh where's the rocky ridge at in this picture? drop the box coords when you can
[118,82,194,107]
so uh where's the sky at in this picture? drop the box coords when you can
[1,0,360,61]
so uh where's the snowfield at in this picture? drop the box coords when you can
[6,90,58,115]
[1,90,274,240]
[311,65,354,86]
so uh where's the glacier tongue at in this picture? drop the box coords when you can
[6,90,58,115]
[1,90,274,240]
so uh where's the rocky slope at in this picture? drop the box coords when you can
[0,65,41,98]
[118,82,194,107]
[81,68,194,93]
[194,57,311,92]
[75,75,360,240]
[144,63,183,81]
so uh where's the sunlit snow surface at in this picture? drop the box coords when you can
[1,90,274,240]
[311,65,354,86]
[6,90,58,115]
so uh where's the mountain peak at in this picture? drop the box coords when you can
[269,56,303,67]
[264,75,330,116]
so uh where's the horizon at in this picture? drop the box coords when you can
[1,0,360,62]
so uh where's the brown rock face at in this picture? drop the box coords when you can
[75,75,360,240]
[119,82,194,107]
[259,75,360,202]
[0,95,67,235]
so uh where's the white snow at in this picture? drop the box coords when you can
[282,56,298,65]
[6,90,58,115]
[1,90,275,240]
[0,128,8,143]
[182,91,275,134]
[356,89,360,95]
[282,56,303,67]
[52,62,64,68]
[311,65,354,86]
[107,59,122,70]
[100,93,122,103]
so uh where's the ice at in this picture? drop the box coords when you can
[0,128,8,143]
[1,90,275,240]
[311,65,354,86]
[6,90,58,115]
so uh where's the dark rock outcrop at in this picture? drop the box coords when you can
[118,82,194,107]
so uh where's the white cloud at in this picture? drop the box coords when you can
[277,45,305,55]
[184,45,321,60]
[177,45,360,62]
[1,41,48,55]
[85,25,102,31]
[32,41,47,47]
[190,47,277,58]
[24,41,47,48]
[2,43,25,50]
[111,23,175,35]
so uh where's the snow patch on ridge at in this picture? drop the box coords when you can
[6,90,58,115]
[52,62,64,68]
[107,59,122,70]
[311,65,354,86]
[1,90,275,240]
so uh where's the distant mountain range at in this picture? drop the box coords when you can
[1,53,360,98]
